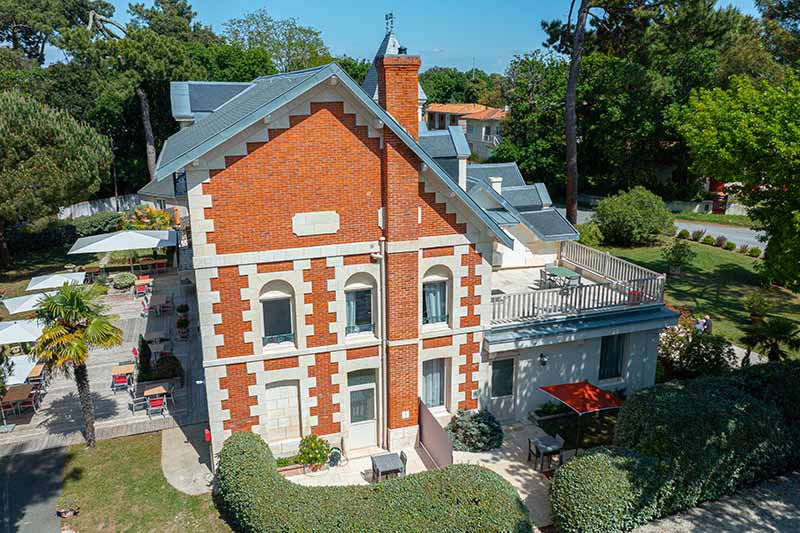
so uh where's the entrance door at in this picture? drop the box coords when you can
[348,369,377,449]
[422,358,445,408]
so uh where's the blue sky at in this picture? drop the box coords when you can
[104,0,760,73]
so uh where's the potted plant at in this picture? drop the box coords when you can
[744,293,769,324]
[176,317,190,339]
[176,303,190,321]
[296,434,331,473]
[662,239,695,276]
[57,496,80,518]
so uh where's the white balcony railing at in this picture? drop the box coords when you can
[490,242,665,324]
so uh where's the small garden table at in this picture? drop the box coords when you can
[112,364,136,377]
[371,453,404,482]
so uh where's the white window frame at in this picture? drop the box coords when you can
[490,358,515,399]
[260,282,296,348]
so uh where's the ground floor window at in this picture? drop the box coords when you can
[491,359,514,398]
[422,358,446,408]
[599,334,625,380]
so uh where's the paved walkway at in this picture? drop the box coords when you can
[0,273,208,456]
[161,424,213,495]
[637,472,800,532]
[0,448,64,533]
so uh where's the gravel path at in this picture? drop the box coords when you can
[636,472,800,532]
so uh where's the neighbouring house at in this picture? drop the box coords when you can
[462,106,506,160]
[424,103,506,160]
[140,26,677,461]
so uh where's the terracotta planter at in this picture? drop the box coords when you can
[277,464,305,478]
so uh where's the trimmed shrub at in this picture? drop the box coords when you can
[723,241,736,251]
[593,187,674,246]
[677,229,690,239]
[614,378,790,514]
[137,335,152,376]
[662,239,695,272]
[714,235,727,248]
[446,409,504,452]
[576,221,604,247]
[690,229,706,241]
[217,432,531,533]
[550,447,668,533]
[295,434,330,467]
[111,272,137,289]
[749,246,762,257]
[701,235,715,245]
[119,204,172,230]
[72,211,123,237]
[738,244,750,254]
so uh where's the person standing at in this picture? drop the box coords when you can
[703,315,713,334]
[694,317,705,334]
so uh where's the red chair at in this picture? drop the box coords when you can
[147,397,165,419]
[111,375,128,393]
[134,284,148,298]
[132,347,139,360]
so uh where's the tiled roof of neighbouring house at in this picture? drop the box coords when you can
[462,108,506,121]
[361,31,427,103]
[425,103,488,115]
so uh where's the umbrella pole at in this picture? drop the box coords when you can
[575,415,583,457]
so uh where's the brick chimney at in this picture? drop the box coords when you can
[376,54,422,140]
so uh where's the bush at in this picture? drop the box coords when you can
[662,239,695,271]
[72,211,123,238]
[749,246,762,257]
[701,235,715,245]
[690,229,706,241]
[119,204,172,230]
[446,409,504,452]
[217,433,531,533]
[536,401,569,416]
[295,434,330,467]
[576,221,604,247]
[615,378,790,515]
[723,241,736,251]
[593,187,674,246]
[738,244,750,254]
[137,335,152,376]
[139,355,183,383]
[744,292,769,316]
[714,235,727,248]
[551,448,667,533]
[674,334,736,378]
[111,272,137,290]
[677,229,690,239]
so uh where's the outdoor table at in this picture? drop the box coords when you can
[143,331,166,343]
[2,384,34,415]
[545,265,581,288]
[148,294,168,308]
[112,364,136,377]
[27,363,45,382]
[531,435,563,472]
[143,385,168,397]
[134,278,153,287]
[372,453,404,481]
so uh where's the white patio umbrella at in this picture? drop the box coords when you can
[26,272,86,291]
[6,355,37,386]
[0,319,43,345]
[68,230,177,254]
[1,292,56,315]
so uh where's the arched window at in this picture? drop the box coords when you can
[260,280,295,346]
[422,266,451,326]
[344,273,377,335]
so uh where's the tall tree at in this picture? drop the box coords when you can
[0,0,112,63]
[0,90,111,265]
[128,0,219,45]
[223,9,331,72]
[335,55,370,85]
[674,75,800,290]
[32,284,122,447]
[742,317,800,362]
[757,0,800,64]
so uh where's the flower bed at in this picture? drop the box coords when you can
[217,432,531,533]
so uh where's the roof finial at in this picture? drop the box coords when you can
[385,12,394,34]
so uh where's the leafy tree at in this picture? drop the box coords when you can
[742,317,800,362]
[0,90,111,265]
[593,186,673,246]
[757,0,800,64]
[419,67,502,105]
[189,42,277,82]
[335,55,370,85]
[0,0,112,63]
[128,0,219,45]
[662,238,696,273]
[31,284,123,447]
[119,205,172,230]
[223,9,332,72]
[673,75,800,290]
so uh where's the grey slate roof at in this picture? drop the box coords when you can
[434,158,460,181]
[171,81,252,121]
[503,186,544,212]
[520,210,579,240]
[486,208,518,226]
[145,62,513,248]
[467,162,526,190]
[361,31,427,103]
[419,126,470,159]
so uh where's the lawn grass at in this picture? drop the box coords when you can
[59,433,230,533]
[673,210,755,228]
[538,411,617,450]
[603,239,800,347]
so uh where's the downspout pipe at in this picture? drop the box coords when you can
[375,237,389,449]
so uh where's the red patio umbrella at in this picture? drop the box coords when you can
[539,381,623,453]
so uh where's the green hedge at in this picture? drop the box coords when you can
[7,211,122,253]
[550,362,800,532]
[217,432,531,533]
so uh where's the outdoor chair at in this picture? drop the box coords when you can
[134,284,148,298]
[400,451,408,476]
[19,391,42,413]
[568,276,581,288]
[111,375,128,393]
[164,384,175,407]
[147,397,166,419]
[129,394,147,413]
[155,261,167,274]
[1,402,16,418]
[141,299,155,317]
[370,456,379,482]
[132,347,139,361]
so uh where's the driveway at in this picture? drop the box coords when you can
[636,472,800,532]
[0,447,64,533]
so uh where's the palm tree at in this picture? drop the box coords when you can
[31,284,122,447]
[741,317,800,363]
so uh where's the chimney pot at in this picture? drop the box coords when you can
[398,46,407,55]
